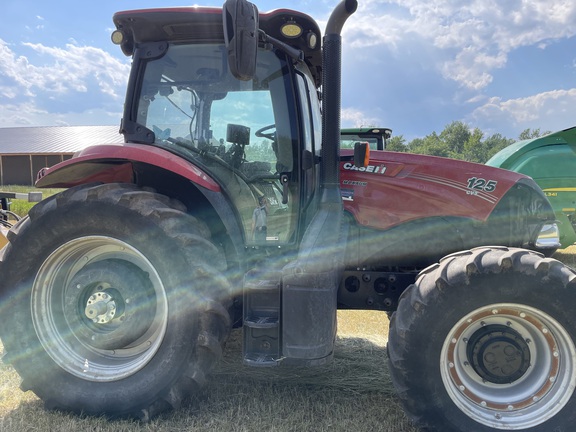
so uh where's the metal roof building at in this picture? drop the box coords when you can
[0,126,123,186]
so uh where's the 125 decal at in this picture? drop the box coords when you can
[467,177,497,192]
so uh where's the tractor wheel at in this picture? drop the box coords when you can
[388,247,576,431]
[0,183,231,420]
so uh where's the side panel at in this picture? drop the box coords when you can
[340,149,524,230]
[340,150,556,268]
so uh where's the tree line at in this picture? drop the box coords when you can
[384,121,550,164]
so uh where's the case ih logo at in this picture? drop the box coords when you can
[343,162,387,174]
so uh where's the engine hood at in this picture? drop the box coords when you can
[340,149,535,230]
[340,149,557,267]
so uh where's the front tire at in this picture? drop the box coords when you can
[0,183,231,419]
[388,247,576,431]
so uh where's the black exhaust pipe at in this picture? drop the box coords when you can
[282,0,357,365]
[321,0,358,197]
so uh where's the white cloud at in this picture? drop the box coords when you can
[441,47,507,90]
[18,41,129,97]
[341,107,383,128]
[0,38,129,126]
[468,88,576,134]
[0,101,122,127]
[345,0,576,90]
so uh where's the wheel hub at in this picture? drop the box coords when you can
[65,259,156,350]
[32,235,169,382]
[440,303,576,429]
[84,290,121,324]
[467,324,531,384]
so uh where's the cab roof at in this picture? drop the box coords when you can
[113,6,322,85]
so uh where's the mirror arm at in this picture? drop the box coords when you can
[259,30,304,63]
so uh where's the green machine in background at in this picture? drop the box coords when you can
[340,127,392,150]
[487,126,576,248]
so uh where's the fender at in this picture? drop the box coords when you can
[35,143,220,192]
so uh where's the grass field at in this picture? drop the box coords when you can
[0,185,63,218]
[0,311,418,432]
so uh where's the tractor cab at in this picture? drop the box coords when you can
[112,7,324,247]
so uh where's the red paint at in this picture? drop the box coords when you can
[36,143,220,192]
[340,149,526,230]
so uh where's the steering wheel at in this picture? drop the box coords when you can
[255,124,276,141]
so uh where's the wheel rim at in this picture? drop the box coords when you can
[441,303,576,430]
[31,236,168,382]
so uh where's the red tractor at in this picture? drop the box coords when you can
[1,1,576,430]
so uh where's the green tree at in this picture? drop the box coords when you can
[518,128,551,140]
[483,133,514,161]
[390,123,550,163]
[386,135,408,152]
[408,132,451,157]
[407,137,424,153]
[461,127,484,163]
[439,121,471,157]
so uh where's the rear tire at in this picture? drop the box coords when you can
[388,247,576,431]
[0,183,231,419]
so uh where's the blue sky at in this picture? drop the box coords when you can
[1,0,575,141]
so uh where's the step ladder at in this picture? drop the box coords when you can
[243,268,282,367]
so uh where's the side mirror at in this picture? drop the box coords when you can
[354,141,370,167]
[223,0,259,81]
